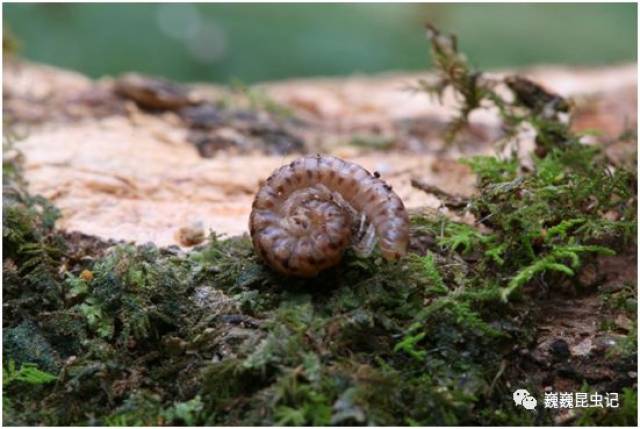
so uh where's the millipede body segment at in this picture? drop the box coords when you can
[249,154,410,277]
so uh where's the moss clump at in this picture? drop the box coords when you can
[414,23,636,303]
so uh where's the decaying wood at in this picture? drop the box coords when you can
[3,59,636,247]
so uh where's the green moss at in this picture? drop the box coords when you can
[3,360,57,387]
[3,322,60,373]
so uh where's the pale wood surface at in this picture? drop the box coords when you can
[4,60,636,247]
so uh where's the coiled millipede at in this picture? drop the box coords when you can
[249,154,410,277]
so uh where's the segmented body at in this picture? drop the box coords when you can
[249,154,410,277]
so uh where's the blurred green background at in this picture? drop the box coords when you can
[3,3,637,83]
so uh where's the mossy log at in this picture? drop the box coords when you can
[2,49,637,426]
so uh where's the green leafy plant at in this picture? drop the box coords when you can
[3,360,57,386]
[501,244,615,301]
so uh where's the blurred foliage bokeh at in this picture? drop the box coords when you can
[3,3,637,83]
